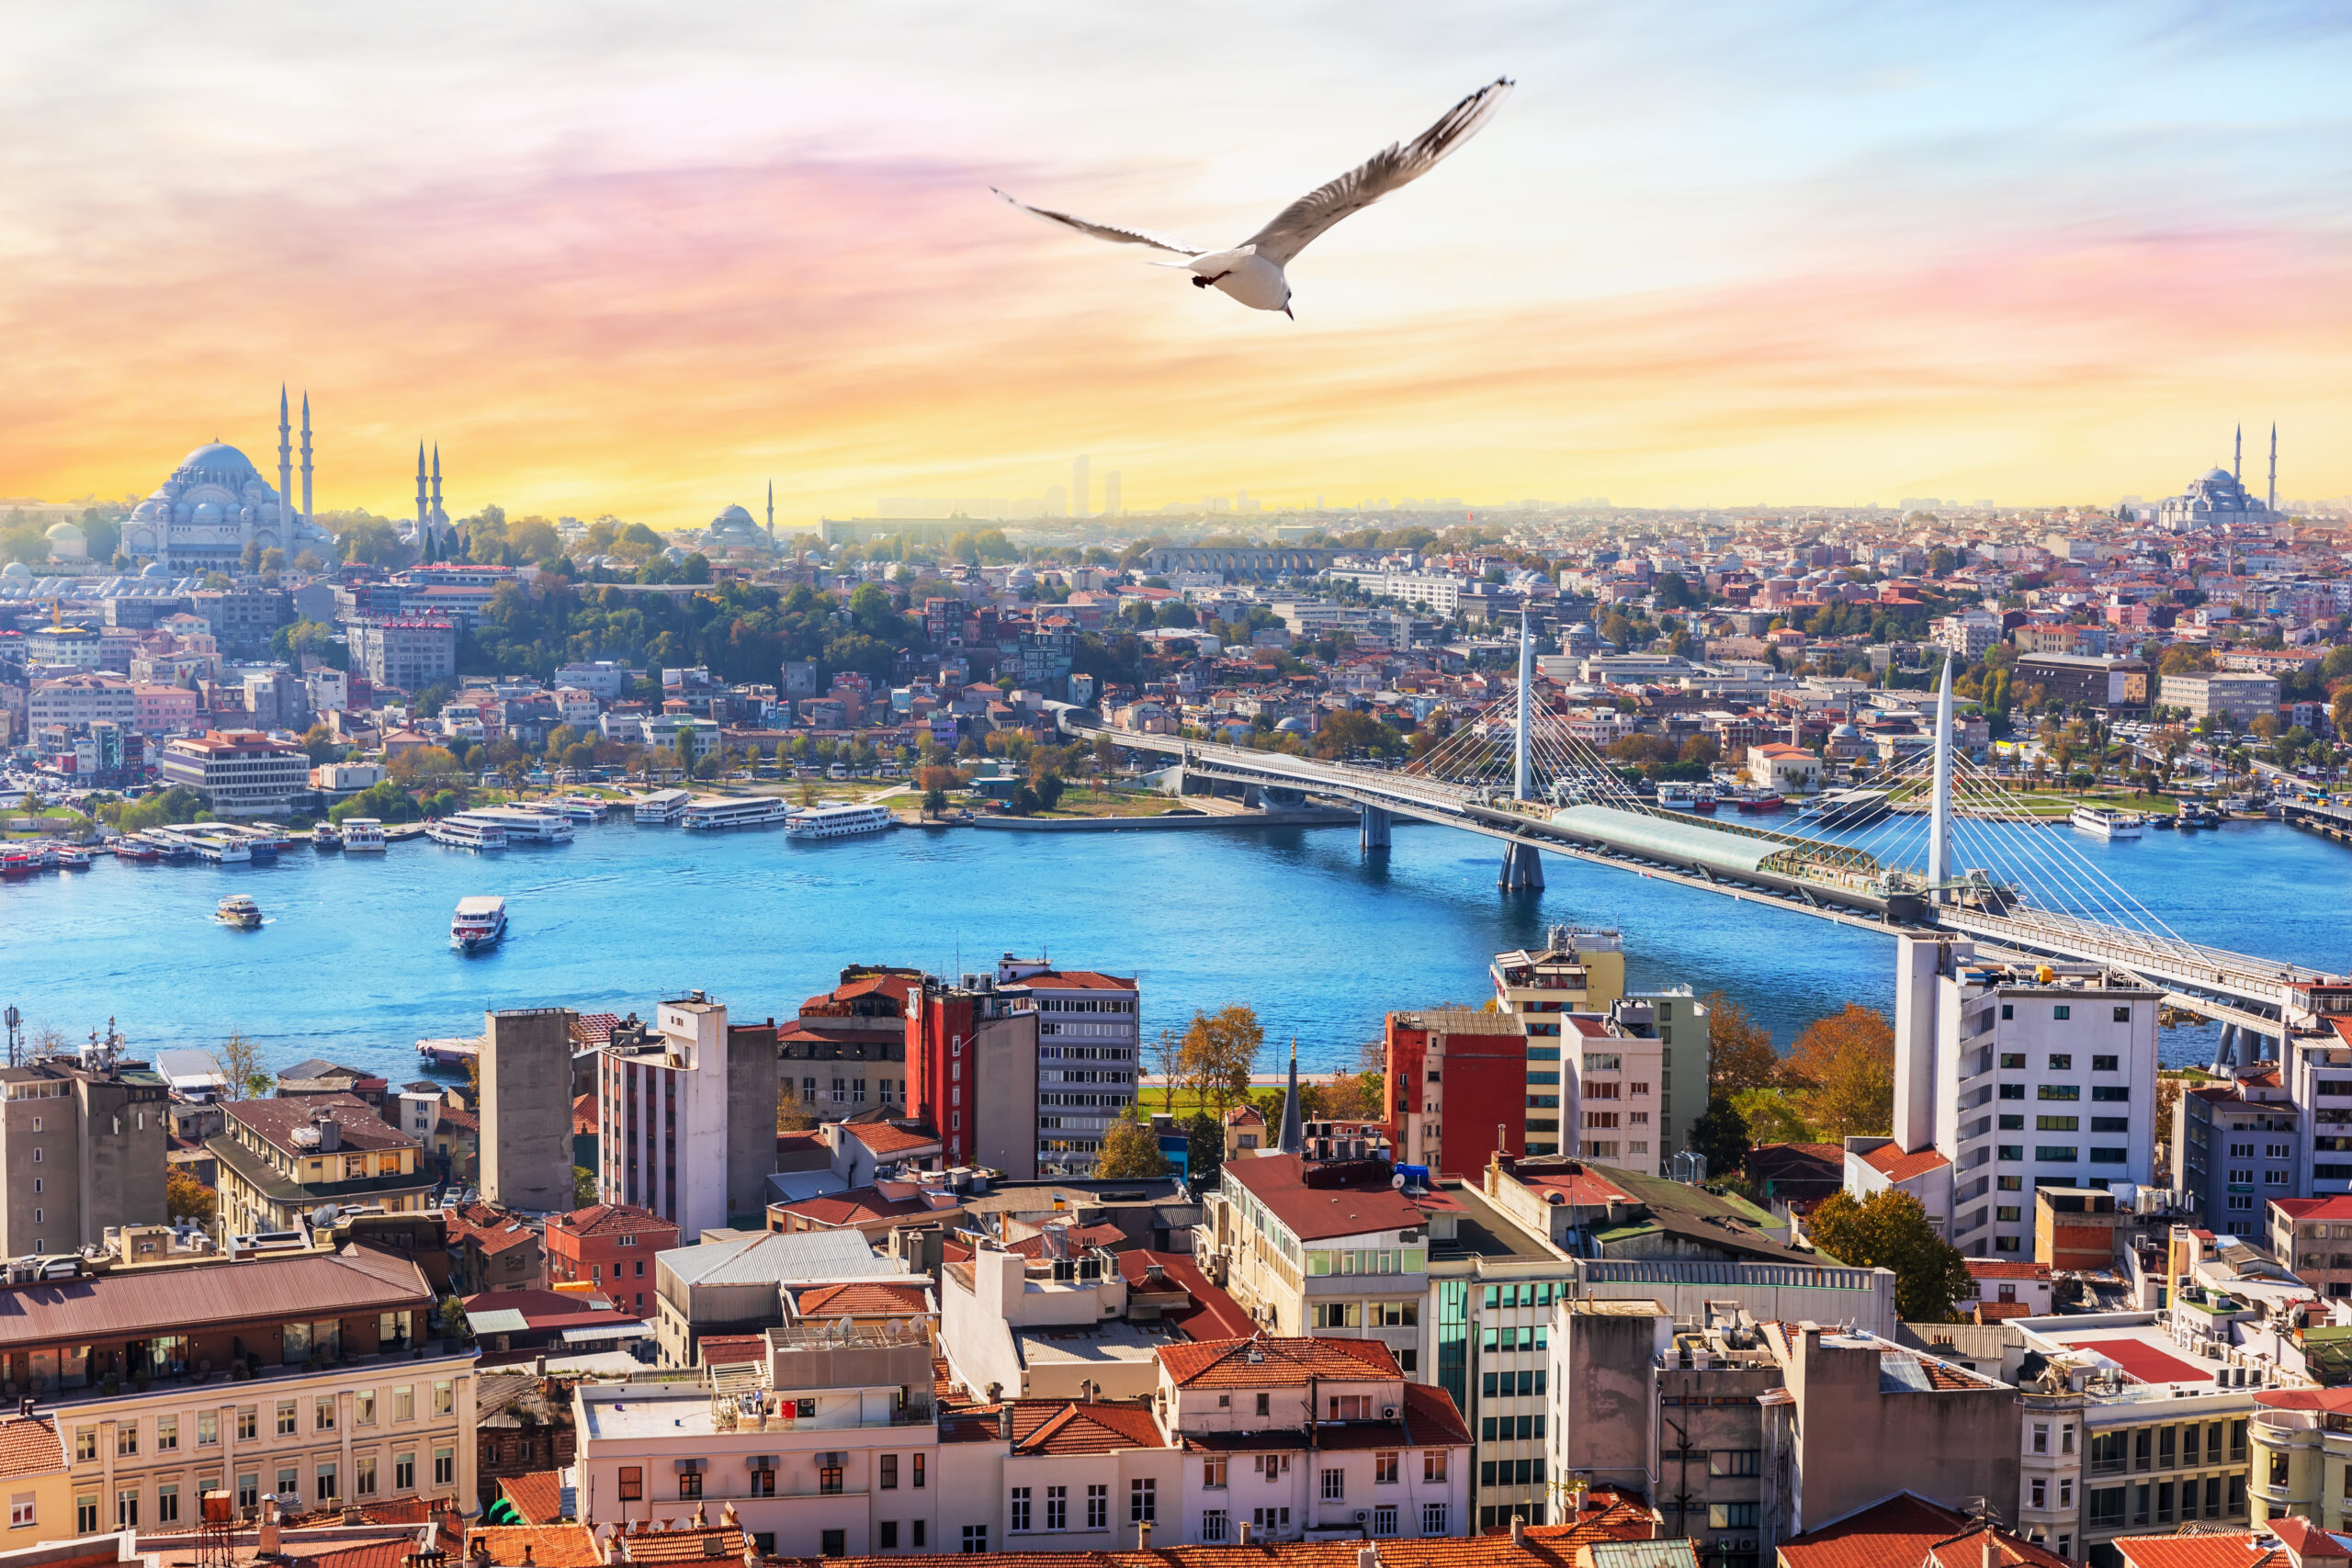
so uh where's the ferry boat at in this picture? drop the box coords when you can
[0,848,37,877]
[214,895,263,930]
[633,788,693,825]
[466,807,572,845]
[190,832,252,864]
[450,896,508,953]
[1735,791,1785,814]
[1656,783,1702,813]
[683,795,792,831]
[311,824,343,850]
[1690,785,1718,815]
[415,1036,481,1069]
[556,795,612,821]
[425,813,508,851]
[111,837,159,863]
[54,846,91,870]
[785,802,897,840]
[2070,805,2144,840]
[341,818,387,852]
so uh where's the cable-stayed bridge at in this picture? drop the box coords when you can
[1052,625,2335,1055]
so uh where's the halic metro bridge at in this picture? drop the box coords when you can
[1051,620,2337,1063]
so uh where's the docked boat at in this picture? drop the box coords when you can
[341,818,387,852]
[633,788,693,825]
[190,832,251,864]
[450,896,508,953]
[1801,789,1892,829]
[54,846,91,869]
[1656,783,1702,813]
[556,795,611,821]
[785,802,897,840]
[415,1036,481,1068]
[426,813,508,851]
[465,807,573,845]
[1736,791,1785,814]
[214,895,263,930]
[2070,805,2144,840]
[312,824,344,851]
[683,795,792,831]
[2150,812,2177,829]
[111,837,159,863]
[0,848,37,877]
[1690,785,1718,815]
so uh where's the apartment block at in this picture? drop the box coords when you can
[344,618,458,694]
[1889,937,2160,1257]
[208,1096,433,1236]
[596,994,777,1240]
[545,1202,679,1319]
[478,1007,578,1213]
[1196,1156,1428,1363]
[905,976,1041,1178]
[1383,1009,1527,1178]
[780,967,921,1123]
[0,1043,170,1258]
[992,956,1140,1175]
[2175,1077,2300,1229]
[156,729,308,818]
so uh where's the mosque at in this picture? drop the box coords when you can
[699,483,780,552]
[2157,424,2281,533]
[119,389,338,571]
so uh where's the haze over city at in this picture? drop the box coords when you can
[6,1,2352,523]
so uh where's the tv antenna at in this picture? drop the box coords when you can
[3,1006,18,1068]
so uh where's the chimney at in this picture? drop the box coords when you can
[1980,1526,1993,1568]
[523,1548,537,1567]
[998,1404,1014,1441]
[1136,1523,1151,1550]
[602,1529,622,1567]
[258,1495,282,1558]
[1510,1516,1524,1548]
[1238,1523,1253,1546]
[1358,1549,1378,1568]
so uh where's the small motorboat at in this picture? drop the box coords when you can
[312,825,344,851]
[215,895,264,930]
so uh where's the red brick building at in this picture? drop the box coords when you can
[544,1203,678,1316]
[1383,1007,1531,1179]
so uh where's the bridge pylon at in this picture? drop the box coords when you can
[1499,841,1544,892]
[1360,805,1393,852]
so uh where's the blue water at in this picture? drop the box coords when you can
[0,817,2341,1081]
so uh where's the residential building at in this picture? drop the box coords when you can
[938,1239,1170,1403]
[2245,1387,2352,1537]
[0,1245,476,1534]
[130,684,201,736]
[208,1095,434,1236]
[345,618,458,694]
[2014,654,2152,716]
[2269,1196,2352,1300]
[2013,1312,2259,1560]
[27,675,135,732]
[478,1008,578,1213]
[1746,743,1822,793]
[156,729,307,818]
[650,1230,905,1368]
[1935,608,2005,659]
[1196,1155,1427,1348]
[188,585,293,655]
[544,1203,679,1319]
[471,1370,576,1511]
[778,968,922,1124]
[1488,929,1625,1162]
[595,995,777,1240]
[1477,1156,1804,1265]
[2175,1074,2300,1231]
[1779,1494,2068,1568]
[0,1415,69,1546]
[1384,1008,1531,1178]
[992,958,1141,1176]
[905,976,1041,1177]
[2159,671,2281,725]
[0,1043,171,1257]
[445,1202,546,1296]
[1888,938,2161,1258]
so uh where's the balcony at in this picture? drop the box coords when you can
[19,1340,473,1412]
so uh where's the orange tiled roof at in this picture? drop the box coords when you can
[496,1470,566,1525]
[797,1281,931,1316]
[0,1415,62,1480]
[2115,1531,2283,1567]
[1858,1145,1951,1182]
[610,1522,747,1563]
[464,1526,602,1568]
[698,1335,769,1369]
[1780,1493,2070,1568]
[843,1121,942,1156]
[1159,1336,1399,1387]
[1009,1399,1167,1454]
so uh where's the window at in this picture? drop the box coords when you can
[750,1468,775,1498]
[1046,1485,1067,1531]
[1999,1114,2025,1130]
[316,1464,338,1504]
[8,1495,30,1530]
[2087,1488,2126,1529]
[616,1467,641,1502]
[914,1454,926,1489]
[156,1416,178,1453]
[237,1475,259,1512]
[2037,1145,2079,1163]
[277,1401,298,1436]
[879,1524,898,1551]
[1203,1458,1227,1489]
[1707,1504,1760,1529]
[819,1460,844,1495]
[1373,1506,1397,1538]
[1087,1484,1107,1530]
[1996,1205,2022,1223]
[2038,1084,2080,1100]
[1421,1504,1448,1535]
[1998,1145,2024,1161]
[821,1531,844,1559]
[962,1528,988,1554]
[2053,1006,2072,1021]
[2094,1055,2119,1071]
[1250,1508,1291,1534]
[1999,1048,2022,1063]
[1203,1511,1229,1543]
[433,1449,454,1488]
[2093,1086,2131,1101]
[117,1425,138,1459]
[2037,1116,2079,1132]
[2113,1007,2132,1023]
[2030,1478,2046,1508]
[198,1411,219,1448]
[315,1396,336,1432]
[1256,1392,1271,1417]
[394,1387,414,1422]
[356,1455,377,1498]
[434,1380,454,1416]
[1424,1452,1448,1483]
[880,1455,899,1490]
[1375,1452,1399,1485]
[1709,1450,1761,1477]
[1131,1478,1156,1522]
[676,1469,704,1500]
[2061,1480,2073,1507]
[1321,1469,1345,1502]
[75,1497,97,1536]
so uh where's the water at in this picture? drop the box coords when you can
[0,817,2341,1081]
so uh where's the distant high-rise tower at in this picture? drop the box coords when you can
[1103,470,1122,517]
[1073,455,1091,518]
[299,392,313,523]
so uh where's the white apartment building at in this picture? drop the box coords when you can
[1937,608,2005,660]
[991,957,1139,1176]
[1889,937,2160,1258]
[1491,929,1625,1160]
[28,675,136,731]
[155,730,308,818]
[597,995,773,1241]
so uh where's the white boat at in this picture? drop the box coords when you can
[192,833,251,864]
[426,813,508,851]
[466,807,573,844]
[1656,783,1700,812]
[215,895,263,930]
[785,802,897,840]
[683,795,792,831]
[341,818,387,852]
[450,896,507,953]
[557,795,611,821]
[633,788,693,824]
[2070,805,2144,840]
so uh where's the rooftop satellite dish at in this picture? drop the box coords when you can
[311,1202,340,1229]
[835,1315,854,1340]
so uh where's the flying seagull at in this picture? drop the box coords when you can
[992,76,1514,319]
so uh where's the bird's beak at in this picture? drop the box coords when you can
[1283,305,1295,321]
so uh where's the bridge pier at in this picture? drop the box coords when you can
[1360,806,1392,852]
[2215,1023,2239,1069]
[1499,841,1544,892]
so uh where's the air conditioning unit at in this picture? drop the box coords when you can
[1354,1511,1368,1524]
[1383,1406,1397,1419]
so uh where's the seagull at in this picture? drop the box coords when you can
[992,76,1514,319]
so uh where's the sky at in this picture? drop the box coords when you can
[4,1,2351,526]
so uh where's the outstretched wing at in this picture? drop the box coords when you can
[991,187,1203,256]
[1244,77,1514,266]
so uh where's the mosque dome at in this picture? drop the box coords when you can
[175,443,262,480]
[2201,468,2233,482]
[1275,716,1311,736]
[44,520,83,543]
[714,504,756,527]
[140,559,170,580]
[1,561,30,580]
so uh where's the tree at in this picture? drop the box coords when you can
[218,1032,266,1100]
[166,1168,217,1226]
[776,1081,820,1133]
[1094,1114,1171,1179]
[1781,1004,1895,1139]
[1150,1028,1185,1115]
[573,1166,599,1209]
[1180,1006,1264,1112]
[922,785,948,818]
[1687,1098,1750,1179]
[1703,991,1781,1098]
[1185,1111,1226,1189]
[1804,1189,1973,1322]
[1730,1087,1819,1145]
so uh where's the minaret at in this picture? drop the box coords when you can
[2268,423,2278,514]
[431,446,444,527]
[299,392,313,524]
[1277,1039,1304,1156]
[277,385,293,540]
[766,480,775,543]
[2233,424,2242,483]
[414,444,429,536]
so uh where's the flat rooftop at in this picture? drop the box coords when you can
[1427,1179,1559,1262]
[1017,1318,1184,1370]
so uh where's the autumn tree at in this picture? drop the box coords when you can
[166,1168,217,1226]
[1703,991,1781,1098]
[1180,1006,1264,1112]
[1781,1003,1895,1139]
[218,1032,268,1100]
[1804,1189,1973,1322]
[1093,1114,1171,1179]
[776,1081,820,1133]
[1149,1028,1185,1116]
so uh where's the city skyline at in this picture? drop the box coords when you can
[5,4,2351,525]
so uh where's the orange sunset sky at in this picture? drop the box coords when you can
[5,3,2350,527]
